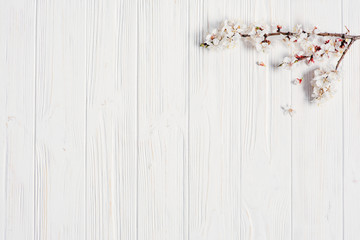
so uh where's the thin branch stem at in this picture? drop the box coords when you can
[239,31,360,40]
[317,33,360,40]
[335,38,356,70]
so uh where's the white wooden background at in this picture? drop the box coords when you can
[1,0,360,239]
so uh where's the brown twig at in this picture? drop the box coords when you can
[335,38,356,70]
[239,31,360,39]
[317,33,360,40]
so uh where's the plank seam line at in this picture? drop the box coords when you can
[84,0,88,239]
[186,0,190,238]
[33,0,38,239]
[136,0,139,239]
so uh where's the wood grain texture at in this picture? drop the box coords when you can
[3,0,360,239]
[343,1,360,239]
[0,1,36,239]
[291,0,343,239]
[188,0,244,238]
[240,0,292,239]
[137,0,188,239]
[85,0,137,239]
[35,0,86,238]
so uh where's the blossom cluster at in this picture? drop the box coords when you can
[201,20,273,51]
[201,20,351,105]
[279,25,349,69]
[311,68,341,103]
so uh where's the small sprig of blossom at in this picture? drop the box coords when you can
[201,20,358,104]
[292,78,303,85]
[282,105,296,117]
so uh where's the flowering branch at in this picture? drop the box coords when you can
[201,21,359,104]
[222,31,360,40]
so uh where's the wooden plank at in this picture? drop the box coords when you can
[85,0,137,239]
[291,0,343,239]
[34,0,86,238]
[189,0,292,238]
[188,0,243,238]
[343,1,360,239]
[137,0,188,238]
[240,0,292,239]
[0,1,36,239]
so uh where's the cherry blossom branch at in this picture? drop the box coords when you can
[244,30,359,70]
[200,21,357,104]
[235,31,360,39]
[234,30,358,69]
[264,31,359,70]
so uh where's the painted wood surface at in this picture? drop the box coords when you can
[0,1,35,239]
[1,0,360,239]
[291,1,343,240]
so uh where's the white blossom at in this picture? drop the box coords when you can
[293,24,308,42]
[202,20,247,49]
[246,23,271,52]
[313,38,335,61]
[311,68,341,103]
[282,105,296,117]
[201,21,273,51]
